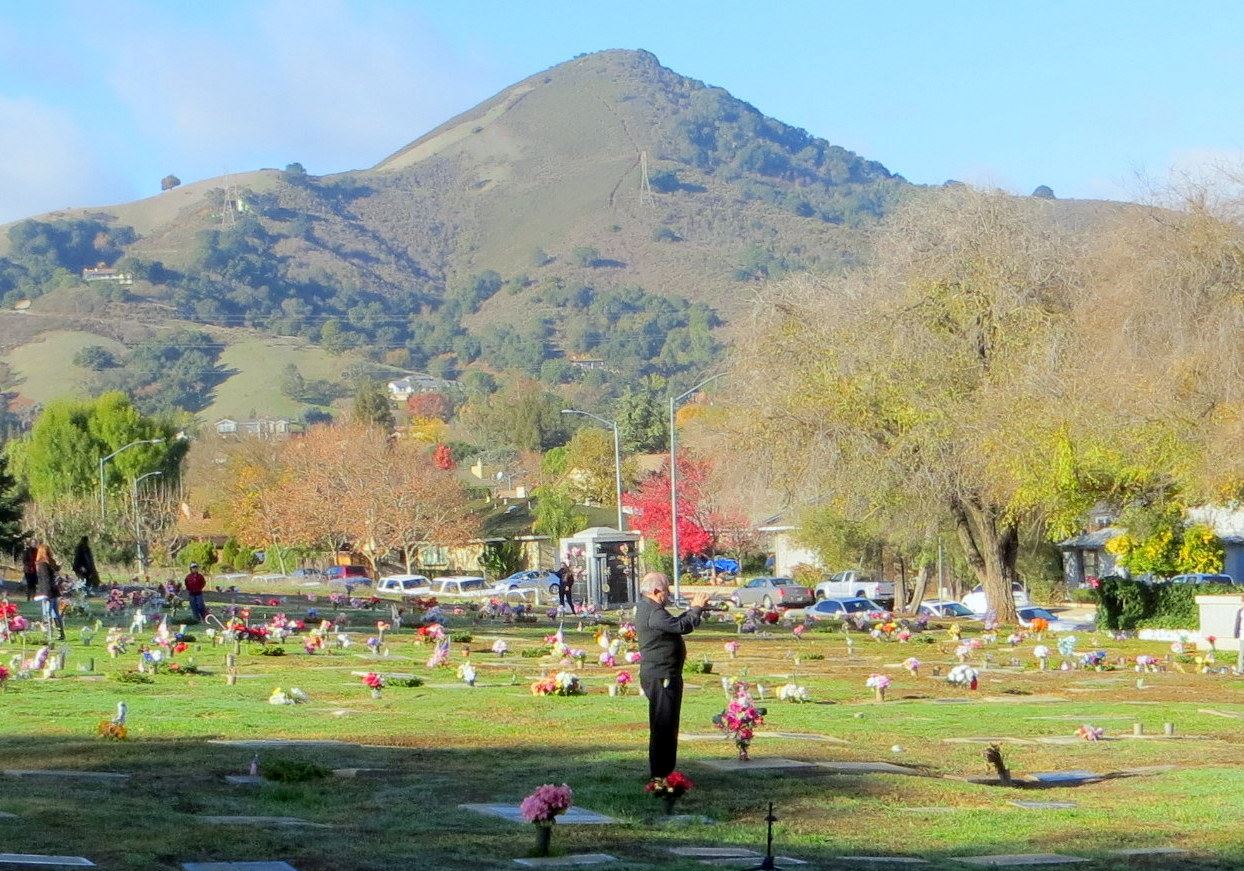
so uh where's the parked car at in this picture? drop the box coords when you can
[502,569,562,595]
[431,576,495,597]
[730,577,815,609]
[1167,573,1236,585]
[815,570,895,604]
[326,565,371,584]
[916,599,978,619]
[805,596,887,621]
[376,574,433,597]
[290,567,325,580]
[962,582,1030,614]
[1017,606,1088,633]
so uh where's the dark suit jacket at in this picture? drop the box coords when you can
[636,595,702,681]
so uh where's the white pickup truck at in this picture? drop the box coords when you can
[814,570,895,605]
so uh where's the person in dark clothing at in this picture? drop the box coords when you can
[33,544,65,640]
[22,543,38,601]
[72,536,101,594]
[556,562,576,614]
[635,572,709,779]
[184,563,208,621]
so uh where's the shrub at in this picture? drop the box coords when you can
[1096,577,1236,630]
[683,659,714,674]
[521,647,552,658]
[262,758,328,783]
[387,676,425,688]
[178,540,217,569]
[449,631,473,643]
[111,670,154,684]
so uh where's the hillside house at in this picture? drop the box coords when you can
[386,374,440,401]
[82,263,134,285]
[215,417,293,439]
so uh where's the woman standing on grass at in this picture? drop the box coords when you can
[33,544,65,640]
[21,541,38,601]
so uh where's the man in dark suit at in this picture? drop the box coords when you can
[635,572,710,779]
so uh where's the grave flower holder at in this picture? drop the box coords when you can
[535,821,553,856]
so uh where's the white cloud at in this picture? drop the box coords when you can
[96,0,498,177]
[0,96,122,222]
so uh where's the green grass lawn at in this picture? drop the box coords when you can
[1,585,1241,870]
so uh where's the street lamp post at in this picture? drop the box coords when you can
[132,470,164,577]
[98,438,166,519]
[669,373,726,600]
[560,409,624,531]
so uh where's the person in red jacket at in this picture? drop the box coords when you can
[184,563,208,620]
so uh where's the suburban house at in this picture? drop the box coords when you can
[1060,504,1244,584]
[386,374,441,401]
[1058,527,1123,586]
[215,417,294,439]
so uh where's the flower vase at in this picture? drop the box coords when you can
[535,822,553,856]
[737,745,750,762]
[661,794,678,815]
[875,687,886,703]
[370,688,382,699]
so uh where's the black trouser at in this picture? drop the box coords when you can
[641,672,684,778]
[24,572,36,600]
[558,583,576,612]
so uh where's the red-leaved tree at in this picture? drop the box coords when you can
[406,392,452,421]
[433,443,454,471]
[623,456,711,558]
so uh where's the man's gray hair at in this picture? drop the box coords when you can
[640,572,669,595]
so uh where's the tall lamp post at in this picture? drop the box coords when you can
[560,409,624,531]
[99,438,165,519]
[132,470,163,577]
[669,373,726,600]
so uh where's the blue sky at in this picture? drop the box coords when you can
[1,0,1242,222]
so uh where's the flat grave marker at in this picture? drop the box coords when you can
[460,804,617,825]
[816,761,923,776]
[0,813,17,819]
[1028,771,1100,785]
[668,848,760,858]
[0,856,95,868]
[2,770,129,783]
[1105,848,1190,858]
[512,856,617,868]
[698,757,819,773]
[197,816,330,829]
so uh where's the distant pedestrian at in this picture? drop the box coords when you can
[21,542,38,601]
[185,563,208,621]
[72,535,101,594]
[33,544,65,641]
[635,572,710,779]
[557,562,576,614]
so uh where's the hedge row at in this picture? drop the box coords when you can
[1095,577,1238,630]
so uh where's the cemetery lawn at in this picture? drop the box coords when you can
[1,591,1242,870]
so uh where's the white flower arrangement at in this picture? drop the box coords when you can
[778,683,810,702]
[947,664,978,689]
[458,662,477,686]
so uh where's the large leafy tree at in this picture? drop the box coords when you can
[7,392,186,505]
[731,188,1082,620]
[615,379,669,453]
[351,379,395,433]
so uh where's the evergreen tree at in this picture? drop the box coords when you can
[352,380,395,433]
[616,383,669,453]
[0,453,25,555]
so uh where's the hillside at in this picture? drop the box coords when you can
[0,48,1095,423]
